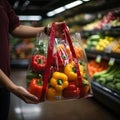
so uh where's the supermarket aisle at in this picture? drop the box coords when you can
[8,68,119,120]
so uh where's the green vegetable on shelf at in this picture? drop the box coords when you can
[86,34,101,49]
[93,65,115,79]
[106,82,115,90]
[114,74,120,79]
[105,76,114,82]
[114,78,120,83]
[99,66,117,78]
[115,83,120,92]
[96,77,106,85]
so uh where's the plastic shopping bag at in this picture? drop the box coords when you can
[26,22,92,102]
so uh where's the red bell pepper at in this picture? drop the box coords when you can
[31,54,47,73]
[28,78,43,99]
[63,82,80,98]
[53,49,69,67]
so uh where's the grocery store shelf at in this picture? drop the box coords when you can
[80,27,120,38]
[78,0,120,14]
[91,81,120,116]
[85,49,120,63]
[10,59,29,68]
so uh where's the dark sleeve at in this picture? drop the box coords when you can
[5,0,21,33]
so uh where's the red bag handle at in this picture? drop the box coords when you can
[63,24,84,96]
[40,22,56,101]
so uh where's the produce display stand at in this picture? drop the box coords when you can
[91,81,120,116]
[10,59,29,68]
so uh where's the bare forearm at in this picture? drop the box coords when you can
[12,25,45,38]
[0,69,16,92]
[0,69,39,103]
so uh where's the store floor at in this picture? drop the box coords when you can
[8,68,119,120]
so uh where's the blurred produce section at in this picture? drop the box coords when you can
[92,64,120,94]
[110,39,120,53]
[85,34,120,54]
[83,11,120,31]
[65,14,96,33]
[10,36,35,60]
[88,59,109,77]
[9,5,120,62]
[9,21,40,62]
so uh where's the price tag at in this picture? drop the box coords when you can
[102,23,111,30]
[108,58,115,66]
[96,55,102,63]
[105,46,112,53]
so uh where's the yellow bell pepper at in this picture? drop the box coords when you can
[46,87,62,101]
[82,79,90,95]
[64,61,84,81]
[50,72,69,91]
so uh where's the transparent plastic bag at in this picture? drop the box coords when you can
[26,23,92,102]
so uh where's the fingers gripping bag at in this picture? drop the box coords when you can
[26,22,92,102]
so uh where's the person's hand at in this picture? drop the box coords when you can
[13,86,39,104]
[47,21,69,38]
[54,21,66,38]
[0,69,39,104]
[45,21,69,38]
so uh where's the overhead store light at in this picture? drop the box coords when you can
[47,7,65,17]
[47,0,83,17]
[18,15,42,21]
[21,0,30,10]
[65,0,83,9]
[54,7,66,14]
[82,0,90,2]
[13,0,20,9]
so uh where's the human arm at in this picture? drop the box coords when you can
[0,69,39,104]
[11,21,66,38]
[11,25,45,38]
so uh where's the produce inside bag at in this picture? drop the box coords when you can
[26,23,92,102]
